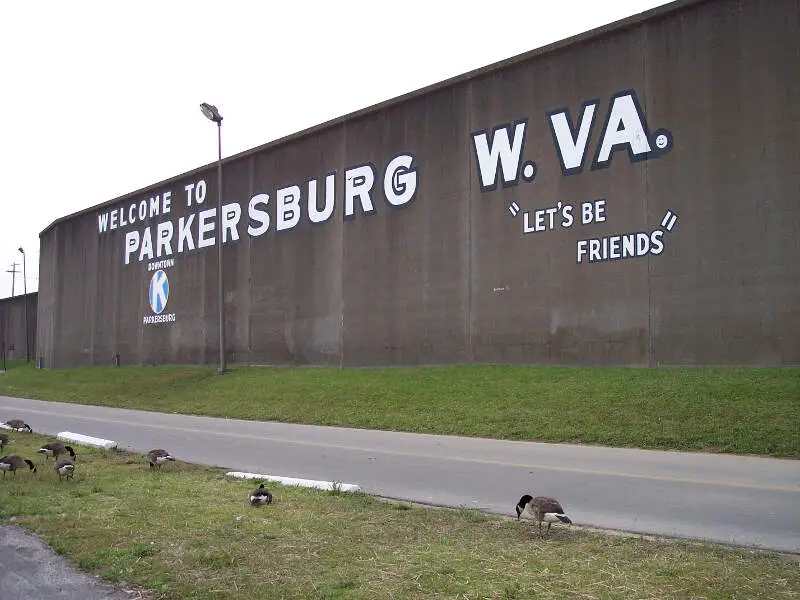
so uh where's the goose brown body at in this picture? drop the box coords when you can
[3,419,32,432]
[147,449,176,469]
[250,483,273,506]
[0,454,37,476]
[515,494,572,535]
[54,459,75,481]
[38,442,77,460]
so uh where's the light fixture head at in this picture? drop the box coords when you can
[18,247,24,254]
[200,102,223,123]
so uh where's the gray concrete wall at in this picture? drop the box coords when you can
[37,0,800,368]
[0,293,37,364]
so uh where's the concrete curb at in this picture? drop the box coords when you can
[225,471,361,493]
[57,431,117,450]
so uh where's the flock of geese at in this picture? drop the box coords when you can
[0,420,187,483]
[1,418,572,532]
[0,418,275,509]
[0,421,79,482]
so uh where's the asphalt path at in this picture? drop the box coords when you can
[0,525,129,600]
[1,395,798,554]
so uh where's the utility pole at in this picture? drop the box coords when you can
[18,248,29,362]
[6,262,18,297]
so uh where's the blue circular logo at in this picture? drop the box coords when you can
[149,270,169,314]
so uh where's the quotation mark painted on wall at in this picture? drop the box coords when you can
[660,210,678,232]
[508,202,521,217]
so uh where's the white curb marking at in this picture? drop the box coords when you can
[57,431,117,450]
[225,471,360,492]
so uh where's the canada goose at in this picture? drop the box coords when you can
[3,419,32,433]
[0,454,37,476]
[38,442,77,461]
[54,459,75,481]
[0,434,9,449]
[249,483,273,506]
[147,449,176,469]
[515,494,572,535]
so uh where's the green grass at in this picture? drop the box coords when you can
[1,361,798,457]
[1,433,798,599]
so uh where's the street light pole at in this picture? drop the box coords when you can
[200,103,227,375]
[17,248,29,363]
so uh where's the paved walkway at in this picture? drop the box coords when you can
[0,525,134,599]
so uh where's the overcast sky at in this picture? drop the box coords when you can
[0,0,672,299]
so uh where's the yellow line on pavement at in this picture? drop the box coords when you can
[3,404,799,493]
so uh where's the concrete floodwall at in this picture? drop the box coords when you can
[37,0,800,368]
[0,293,37,364]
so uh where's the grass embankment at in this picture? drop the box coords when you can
[1,433,798,600]
[1,361,798,457]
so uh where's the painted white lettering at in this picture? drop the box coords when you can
[581,202,593,225]
[581,200,606,225]
[110,210,118,230]
[609,235,621,259]
[637,232,650,255]
[383,154,417,207]
[535,209,545,231]
[119,207,128,228]
[138,227,154,261]
[162,190,172,215]
[97,213,109,233]
[156,221,174,257]
[178,214,196,252]
[222,202,241,242]
[650,230,664,255]
[196,179,207,204]
[472,120,527,191]
[595,93,651,166]
[523,212,533,233]
[577,240,587,263]
[622,234,636,258]
[549,102,597,175]
[247,194,270,237]
[150,195,160,218]
[139,200,147,221]
[124,231,140,265]
[307,175,335,224]
[277,185,301,231]
[576,230,666,265]
[561,204,574,228]
[185,182,195,207]
[595,199,606,223]
[344,165,376,220]
[197,208,216,248]
[589,239,601,262]
[128,204,137,226]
